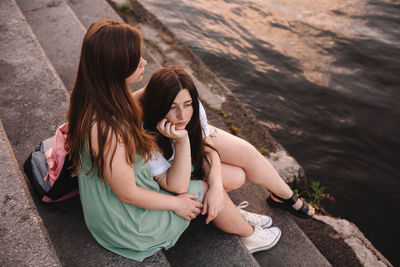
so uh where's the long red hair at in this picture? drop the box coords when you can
[65,20,156,179]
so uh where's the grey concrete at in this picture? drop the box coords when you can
[0,119,60,266]
[165,216,260,267]
[66,0,123,28]
[0,0,69,165]
[16,0,85,91]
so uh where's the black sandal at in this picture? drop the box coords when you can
[267,192,313,219]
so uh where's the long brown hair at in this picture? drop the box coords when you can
[141,66,214,179]
[66,20,156,179]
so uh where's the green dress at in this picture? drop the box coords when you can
[78,146,204,262]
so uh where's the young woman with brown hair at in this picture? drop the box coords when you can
[136,66,315,221]
[66,20,281,262]
[140,66,274,227]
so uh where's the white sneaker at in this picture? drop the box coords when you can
[237,201,272,229]
[241,226,281,253]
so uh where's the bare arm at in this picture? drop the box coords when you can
[204,136,224,188]
[133,88,192,193]
[201,135,224,223]
[154,119,192,194]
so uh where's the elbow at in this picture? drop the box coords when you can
[116,188,138,205]
[165,182,189,195]
[118,195,134,205]
[174,188,188,195]
[173,190,187,195]
[119,195,133,205]
[168,186,188,195]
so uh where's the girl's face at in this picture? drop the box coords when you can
[125,57,147,85]
[165,89,193,130]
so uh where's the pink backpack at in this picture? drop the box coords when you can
[24,123,78,202]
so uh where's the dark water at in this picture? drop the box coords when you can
[138,0,400,264]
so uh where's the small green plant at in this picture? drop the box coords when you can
[218,110,228,118]
[309,180,326,209]
[257,147,270,156]
[293,180,334,215]
[119,3,131,13]
[47,2,59,7]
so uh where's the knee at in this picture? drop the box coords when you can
[231,174,246,191]
[224,168,245,192]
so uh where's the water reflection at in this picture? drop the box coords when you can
[189,0,372,88]
[144,0,382,89]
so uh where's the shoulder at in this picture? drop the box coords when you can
[131,87,145,102]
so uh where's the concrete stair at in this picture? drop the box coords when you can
[0,0,330,265]
[0,121,60,266]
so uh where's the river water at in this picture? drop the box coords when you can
[138,0,400,264]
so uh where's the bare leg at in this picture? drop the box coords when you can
[200,181,282,253]
[221,163,245,191]
[201,181,253,237]
[209,126,315,216]
[214,191,255,237]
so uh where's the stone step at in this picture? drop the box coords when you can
[0,1,61,264]
[0,119,60,266]
[16,0,85,92]
[164,215,260,266]
[0,0,69,168]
